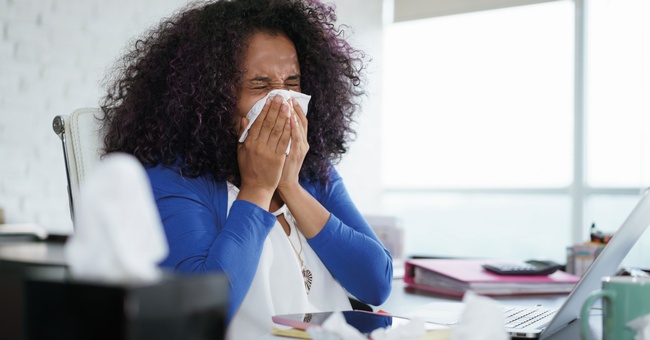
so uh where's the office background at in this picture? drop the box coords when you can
[1,0,648,267]
[0,0,384,234]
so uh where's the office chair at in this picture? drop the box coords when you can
[52,108,105,225]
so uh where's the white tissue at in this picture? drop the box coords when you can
[238,89,311,154]
[65,153,168,283]
[307,312,367,340]
[370,317,427,340]
[628,314,650,340]
[450,291,509,340]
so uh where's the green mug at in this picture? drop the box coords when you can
[580,276,650,340]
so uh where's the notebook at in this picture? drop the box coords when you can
[439,189,650,339]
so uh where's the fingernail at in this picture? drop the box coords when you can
[281,102,289,114]
[273,95,283,103]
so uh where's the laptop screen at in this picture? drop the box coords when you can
[542,189,650,337]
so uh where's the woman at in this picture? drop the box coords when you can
[100,0,392,337]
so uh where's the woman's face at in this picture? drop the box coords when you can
[236,32,301,118]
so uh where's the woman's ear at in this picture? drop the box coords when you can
[238,116,249,140]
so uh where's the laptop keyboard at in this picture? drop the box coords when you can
[502,306,556,329]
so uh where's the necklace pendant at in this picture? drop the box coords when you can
[302,267,313,294]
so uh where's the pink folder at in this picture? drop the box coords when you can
[404,258,580,297]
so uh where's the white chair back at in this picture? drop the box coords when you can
[52,108,105,224]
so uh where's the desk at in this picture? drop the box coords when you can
[1,240,600,340]
[375,280,602,340]
[260,280,602,339]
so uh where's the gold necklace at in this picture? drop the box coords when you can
[287,230,313,294]
[275,204,313,294]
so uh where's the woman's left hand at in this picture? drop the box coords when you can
[277,98,309,193]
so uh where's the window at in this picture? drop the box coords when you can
[382,2,573,190]
[382,0,650,267]
[584,0,650,267]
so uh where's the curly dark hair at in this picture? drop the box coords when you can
[100,0,366,185]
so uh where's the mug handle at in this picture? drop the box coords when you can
[580,290,615,340]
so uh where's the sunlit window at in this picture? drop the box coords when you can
[584,0,650,267]
[586,0,650,188]
[382,2,574,190]
[381,0,650,266]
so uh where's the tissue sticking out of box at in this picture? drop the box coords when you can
[65,152,168,283]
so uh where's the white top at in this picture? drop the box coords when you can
[225,183,351,339]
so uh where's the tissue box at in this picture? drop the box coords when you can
[24,273,228,340]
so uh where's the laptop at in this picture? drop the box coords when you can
[501,188,650,338]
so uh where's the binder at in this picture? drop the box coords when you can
[404,258,580,297]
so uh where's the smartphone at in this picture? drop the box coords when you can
[272,310,446,334]
[482,260,561,276]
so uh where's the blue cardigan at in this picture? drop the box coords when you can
[146,164,393,320]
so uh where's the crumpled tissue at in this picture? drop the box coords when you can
[450,291,509,340]
[371,317,427,340]
[628,314,650,340]
[65,153,168,283]
[306,311,426,340]
[238,89,311,154]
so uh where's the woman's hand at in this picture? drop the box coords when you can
[275,98,329,239]
[277,98,309,195]
[236,94,292,209]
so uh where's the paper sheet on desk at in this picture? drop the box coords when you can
[401,301,465,326]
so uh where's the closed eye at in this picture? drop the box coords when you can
[245,75,301,90]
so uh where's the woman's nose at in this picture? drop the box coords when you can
[270,82,290,90]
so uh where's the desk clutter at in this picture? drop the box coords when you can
[565,242,605,276]
[565,223,610,276]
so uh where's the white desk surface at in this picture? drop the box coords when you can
[262,279,602,340]
[380,279,569,315]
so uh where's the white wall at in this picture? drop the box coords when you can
[0,0,384,234]
[329,0,384,215]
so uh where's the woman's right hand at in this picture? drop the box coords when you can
[236,94,292,209]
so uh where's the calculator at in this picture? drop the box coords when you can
[482,260,561,276]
